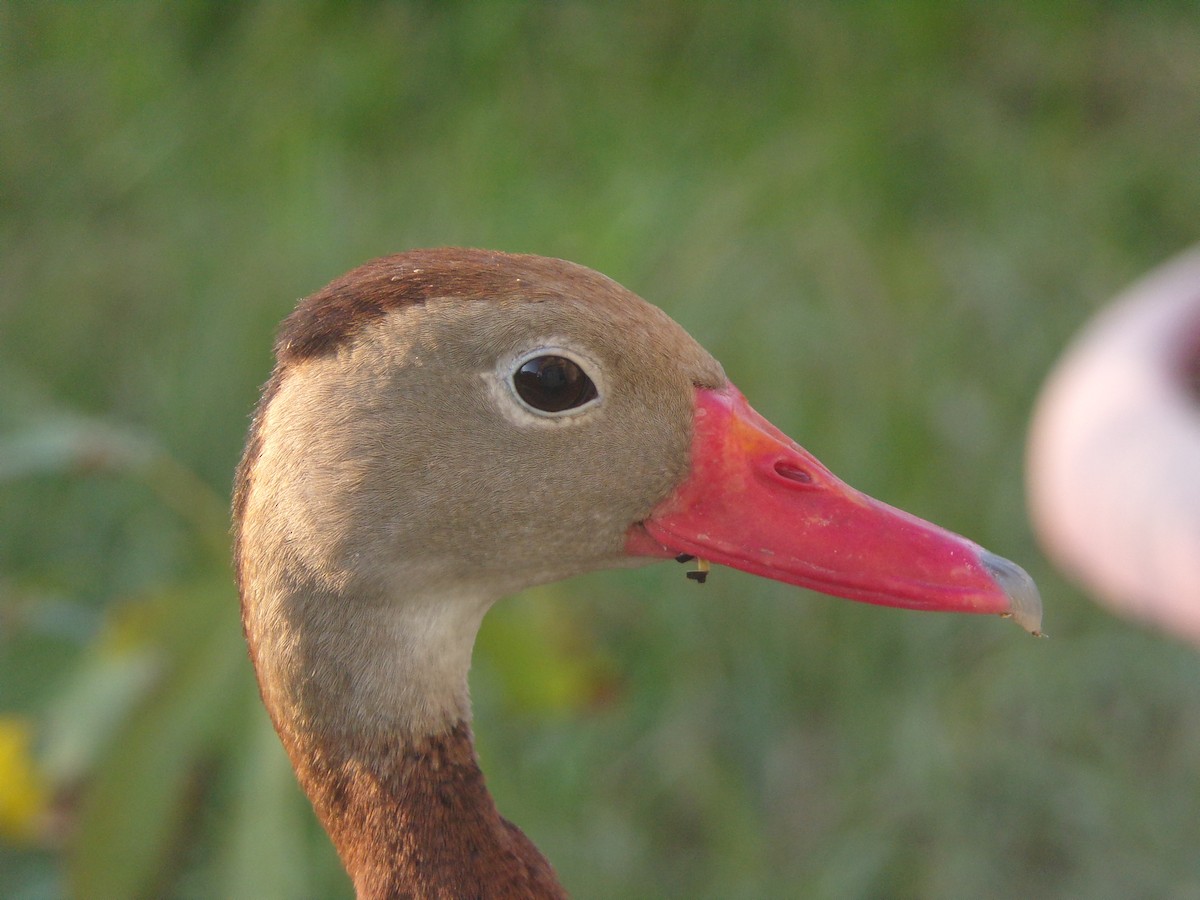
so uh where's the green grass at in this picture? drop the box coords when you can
[3,2,1200,897]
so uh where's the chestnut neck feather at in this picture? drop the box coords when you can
[286,721,565,900]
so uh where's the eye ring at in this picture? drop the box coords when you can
[509,350,600,416]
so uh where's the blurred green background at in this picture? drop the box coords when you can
[3,2,1199,898]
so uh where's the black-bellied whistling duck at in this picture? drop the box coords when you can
[1028,248,1200,646]
[233,248,1041,899]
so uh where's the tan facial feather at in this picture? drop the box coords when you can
[236,250,725,740]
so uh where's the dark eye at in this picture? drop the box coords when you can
[512,355,599,413]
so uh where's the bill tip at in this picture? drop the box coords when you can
[979,549,1044,635]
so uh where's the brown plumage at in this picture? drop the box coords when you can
[294,721,564,899]
[235,248,1039,898]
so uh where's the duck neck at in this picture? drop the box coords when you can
[243,576,567,899]
[288,719,566,900]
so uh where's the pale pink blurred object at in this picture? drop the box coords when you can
[1028,249,1200,645]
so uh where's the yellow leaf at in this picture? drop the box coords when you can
[0,717,48,843]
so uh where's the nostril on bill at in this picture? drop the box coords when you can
[774,461,813,484]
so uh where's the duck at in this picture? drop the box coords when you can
[233,248,1041,899]
[1028,248,1200,646]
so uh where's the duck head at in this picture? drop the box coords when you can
[235,248,1040,744]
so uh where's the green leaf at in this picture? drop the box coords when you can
[38,639,159,787]
[218,694,311,900]
[475,586,616,715]
[0,419,154,482]
[67,580,244,900]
